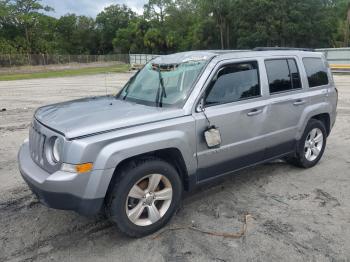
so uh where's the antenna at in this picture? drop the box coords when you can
[105,72,108,95]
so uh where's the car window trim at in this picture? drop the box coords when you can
[287,58,302,90]
[204,60,262,108]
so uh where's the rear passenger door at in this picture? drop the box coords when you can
[263,57,307,152]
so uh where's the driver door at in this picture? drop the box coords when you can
[193,59,270,182]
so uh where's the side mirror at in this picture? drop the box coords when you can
[204,126,221,148]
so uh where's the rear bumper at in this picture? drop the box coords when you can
[18,142,104,216]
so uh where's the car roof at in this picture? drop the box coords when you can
[153,49,324,64]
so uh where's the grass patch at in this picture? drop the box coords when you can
[0,64,130,81]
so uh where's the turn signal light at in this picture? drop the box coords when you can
[61,162,93,174]
[75,163,93,174]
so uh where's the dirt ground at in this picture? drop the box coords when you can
[0,73,349,262]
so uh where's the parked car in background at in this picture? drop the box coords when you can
[18,49,338,237]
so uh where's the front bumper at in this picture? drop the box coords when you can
[18,142,105,216]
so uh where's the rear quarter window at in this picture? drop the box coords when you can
[303,58,329,87]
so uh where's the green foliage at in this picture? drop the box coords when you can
[234,0,340,48]
[96,4,136,53]
[56,14,98,54]
[0,38,17,53]
[113,19,149,53]
[0,0,349,56]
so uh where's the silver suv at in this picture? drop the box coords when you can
[18,49,338,237]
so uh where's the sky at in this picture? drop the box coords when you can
[41,0,147,18]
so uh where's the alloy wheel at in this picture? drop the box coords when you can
[125,174,173,226]
[304,128,324,162]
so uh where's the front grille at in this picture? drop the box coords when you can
[29,124,46,167]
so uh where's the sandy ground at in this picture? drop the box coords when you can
[0,73,349,262]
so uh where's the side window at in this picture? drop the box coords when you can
[205,61,260,106]
[303,58,329,87]
[265,59,302,94]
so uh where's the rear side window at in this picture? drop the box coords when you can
[205,61,260,106]
[303,58,329,87]
[265,59,302,94]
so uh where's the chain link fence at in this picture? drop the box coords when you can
[129,54,159,65]
[0,54,130,67]
[2,50,350,70]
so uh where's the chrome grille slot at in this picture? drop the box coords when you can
[29,124,46,166]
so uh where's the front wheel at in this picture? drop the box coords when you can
[106,158,182,237]
[287,119,327,168]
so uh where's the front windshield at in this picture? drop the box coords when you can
[118,59,207,107]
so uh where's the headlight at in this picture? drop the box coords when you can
[52,138,61,163]
[47,136,62,164]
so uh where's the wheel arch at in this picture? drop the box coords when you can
[297,103,332,140]
[310,113,331,136]
[105,148,193,203]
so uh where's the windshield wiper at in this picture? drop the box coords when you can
[155,66,167,107]
[120,71,139,100]
[122,82,130,100]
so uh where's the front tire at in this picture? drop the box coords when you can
[287,119,327,168]
[106,158,182,237]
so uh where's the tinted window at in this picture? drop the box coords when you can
[265,59,302,94]
[205,62,260,105]
[303,58,329,87]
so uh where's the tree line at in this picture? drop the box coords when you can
[0,0,349,55]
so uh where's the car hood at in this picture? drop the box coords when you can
[35,96,186,139]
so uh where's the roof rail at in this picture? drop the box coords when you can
[253,47,315,52]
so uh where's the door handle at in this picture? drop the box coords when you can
[247,109,263,116]
[293,100,306,106]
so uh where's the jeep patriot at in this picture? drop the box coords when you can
[18,49,338,237]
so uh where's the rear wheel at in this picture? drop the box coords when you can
[286,119,327,168]
[106,158,182,237]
